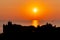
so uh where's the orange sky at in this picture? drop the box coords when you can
[0,0,60,25]
[0,0,60,33]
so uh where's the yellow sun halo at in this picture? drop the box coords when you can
[33,8,38,13]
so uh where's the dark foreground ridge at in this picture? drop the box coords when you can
[3,21,60,33]
[0,21,60,39]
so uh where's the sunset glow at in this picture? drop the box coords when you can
[0,0,60,33]
[32,20,38,28]
[33,8,38,13]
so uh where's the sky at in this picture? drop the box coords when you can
[0,0,60,33]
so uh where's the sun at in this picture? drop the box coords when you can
[33,8,38,13]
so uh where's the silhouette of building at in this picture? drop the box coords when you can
[3,21,12,33]
[2,21,60,34]
[8,21,12,26]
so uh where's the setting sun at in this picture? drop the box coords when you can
[33,8,38,13]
